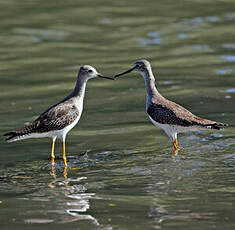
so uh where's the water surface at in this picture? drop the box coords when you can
[0,0,235,229]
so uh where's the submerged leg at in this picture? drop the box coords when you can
[51,137,56,165]
[170,132,179,154]
[173,138,179,154]
[62,138,67,167]
[50,164,56,179]
[63,167,68,178]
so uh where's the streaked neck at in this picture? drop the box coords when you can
[71,76,88,106]
[141,68,163,108]
[142,69,158,97]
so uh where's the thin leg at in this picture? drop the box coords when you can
[51,137,56,165]
[173,138,179,154]
[62,140,67,167]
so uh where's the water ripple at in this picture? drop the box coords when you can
[221,55,235,62]
[221,88,235,93]
[140,32,161,46]
[216,68,233,75]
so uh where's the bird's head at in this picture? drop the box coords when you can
[114,59,151,78]
[79,65,114,80]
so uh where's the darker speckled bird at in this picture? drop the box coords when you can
[115,59,228,153]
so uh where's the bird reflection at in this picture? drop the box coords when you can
[48,167,99,225]
[50,164,68,179]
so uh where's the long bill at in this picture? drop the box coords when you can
[114,66,136,78]
[97,73,115,80]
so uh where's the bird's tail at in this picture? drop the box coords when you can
[3,123,36,143]
[202,122,228,130]
[3,131,30,143]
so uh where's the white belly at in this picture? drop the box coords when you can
[148,116,198,141]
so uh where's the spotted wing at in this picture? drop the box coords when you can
[5,101,80,139]
[32,102,80,133]
[147,100,225,129]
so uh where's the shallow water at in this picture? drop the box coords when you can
[0,0,235,229]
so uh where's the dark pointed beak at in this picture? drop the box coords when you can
[97,73,115,80]
[114,66,136,78]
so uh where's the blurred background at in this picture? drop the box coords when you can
[0,0,234,229]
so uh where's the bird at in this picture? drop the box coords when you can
[114,59,228,153]
[4,65,114,166]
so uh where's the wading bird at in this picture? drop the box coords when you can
[4,66,114,166]
[114,60,227,153]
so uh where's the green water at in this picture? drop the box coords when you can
[0,0,235,229]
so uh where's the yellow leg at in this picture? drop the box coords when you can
[173,138,179,154]
[62,140,67,167]
[51,139,56,165]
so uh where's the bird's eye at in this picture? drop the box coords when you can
[136,64,140,68]
[88,69,93,73]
